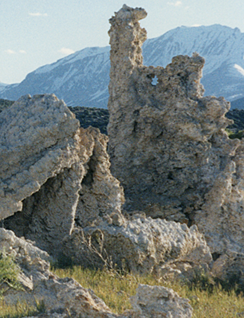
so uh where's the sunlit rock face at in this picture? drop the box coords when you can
[107,5,244,262]
[0,228,118,318]
[0,94,124,256]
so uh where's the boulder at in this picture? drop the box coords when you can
[126,284,193,318]
[0,94,124,256]
[0,94,82,220]
[0,228,117,318]
[63,214,212,278]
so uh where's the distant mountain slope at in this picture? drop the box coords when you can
[0,47,110,108]
[143,25,244,102]
[2,25,244,108]
[230,96,244,109]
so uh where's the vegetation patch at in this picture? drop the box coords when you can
[0,251,22,295]
[0,99,14,113]
[52,265,244,318]
[68,106,109,134]
[0,300,43,318]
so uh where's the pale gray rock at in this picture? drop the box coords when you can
[126,284,193,318]
[0,228,117,318]
[0,94,81,220]
[75,128,125,228]
[0,94,87,254]
[63,214,212,277]
[107,4,244,267]
[1,228,194,318]
[0,94,124,257]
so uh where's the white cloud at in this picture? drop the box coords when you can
[167,1,182,6]
[58,47,75,55]
[5,49,16,54]
[5,49,27,55]
[29,12,48,17]
[192,24,201,27]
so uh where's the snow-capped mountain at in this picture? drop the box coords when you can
[1,24,244,108]
[143,24,244,103]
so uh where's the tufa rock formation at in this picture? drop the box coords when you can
[128,284,193,318]
[0,227,193,318]
[107,4,244,268]
[0,94,124,257]
[0,93,213,282]
[63,214,212,278]
[0,228,118,318]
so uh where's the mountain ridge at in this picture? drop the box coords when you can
[2,24,244,108]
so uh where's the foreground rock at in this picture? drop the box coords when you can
[0,228,117,318]
[107,5,244,275]
[63,215,212,279]
[0,94,124,256]
[126,284,193,318]
[1,228,193,318]
[0,94,81,220]
[0,93,212,280]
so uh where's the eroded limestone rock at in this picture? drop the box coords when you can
[0,94,82,220]
[1,228,194,318]
[107,4,244,265]
[0,94,124,256]
[63,214,212,278]
[0,92,208,281]
[75,128,125,228]
[0,228,117,318]
[127,284,193,318]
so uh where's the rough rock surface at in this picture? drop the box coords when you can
[127,284,193,318]
[1,228,194,318]
[0,94,124,256]
[63,214,212,278]
[0,94,81,220]
[0,92,211,280]
[0,228,117,318]
[75,128,125,228]
[107,4,244,267]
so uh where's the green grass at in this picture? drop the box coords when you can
[0,251,44,317]
[0,251,22,296]
[0,301,42,318]
[226,128,244,139]
[1,252,244,317]
[52,266,244,317]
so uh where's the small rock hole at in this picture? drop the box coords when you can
[151,75,158,86]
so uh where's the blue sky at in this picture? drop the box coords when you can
[1,0,244,84]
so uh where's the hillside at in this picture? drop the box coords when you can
[1,25,244,108]
[1,98,244,135]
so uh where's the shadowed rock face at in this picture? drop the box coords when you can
[107,5,244,260]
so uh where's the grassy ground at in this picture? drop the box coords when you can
[53,266,244,318]
[0,301,42,318]
[1,265,244,317]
